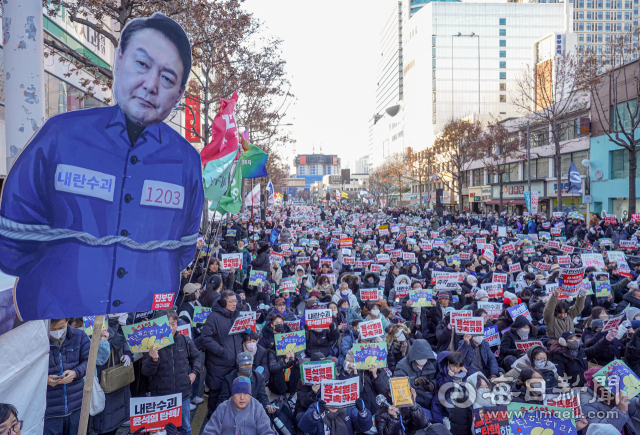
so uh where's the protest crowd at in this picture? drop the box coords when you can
[8,204,640,435]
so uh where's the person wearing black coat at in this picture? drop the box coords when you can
[549,329,616,386]
[499,315,539,370]
[263,316,300,396]
[375,391,429,435]
[141,311,202,435]
[251,241,271,273]
[241,331,268,374]
[426,294,451,346]
[45,319,91,435]
[91,316,133,435]
[293,352,326,423]
[216,353,270,411]
[341,359,391,416]
[200,291,244,417]
[305,322,340,358]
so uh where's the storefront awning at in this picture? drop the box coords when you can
[485,199,526,205]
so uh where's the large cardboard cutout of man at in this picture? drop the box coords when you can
[0,13,204,320]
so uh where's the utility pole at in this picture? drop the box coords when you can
[527,121,531,193]
[3,0,45,173]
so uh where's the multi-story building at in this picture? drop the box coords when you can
[293,154,341,188]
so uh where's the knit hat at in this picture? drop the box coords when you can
[474,290,489,300]
[632,320,640,330]
[503,291,520,307]
[437,291,450,300]
[535,274,545,281]
[231,377,252,395]
[237,351,253,366]
[183,283,201,295]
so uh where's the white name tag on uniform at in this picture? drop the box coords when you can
[55,164,115,202]
[141,180,184,209]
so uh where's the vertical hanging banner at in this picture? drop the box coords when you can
[184,93,200,143]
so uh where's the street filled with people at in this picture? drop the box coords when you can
[13,203,640,435]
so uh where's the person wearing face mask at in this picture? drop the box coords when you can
[550,329,617,386]
[394,339,438,417]
[359,271,380,292]
[331,281,360,313]
[504,346,559,388]
[363,301,389,330]
[543,287,586,339]
[425,292,451,346]
[383,266,400,298]
[511,368,546,405]
[304,298,340,358]
[45,318,91,435]
[259,314,299,397]
[216,352,272,414]
[431,351,471,425]
[457,332,500,380]
[142,311,203,435]
[466,289,488,313]
[499,315,539,371]
[449,372,493,435]
[385,324,413,372]
[241,331,267,375]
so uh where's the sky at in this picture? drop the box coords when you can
[243,0,389,170]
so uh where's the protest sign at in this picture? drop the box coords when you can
[482,249,495,264]
[192,306,212,326]
[83,316,108,336]
[353,342,388,369]
[279,277,297,293]
[390,377,414,408]
[370,264,382,273]
[284,319,301,331]
[321,378,360,407]
[509,262,522,273]
[152,293,175,310]
[377,254,390,263]
[604,312,627,332]
[403,252,416,262]
[229,311,256,334]
[509,409,576,435]
[394,283,411,299]
[408,289,434,307]
[359,319,385,340]
[483,325,501,346]
[122,315,175,353]
[130,393,182,433]
[501,243,515,253]
[455,317,484,335]
[451,310,473,325]
[515,340,545,353]
[561,267,585,289]
[176,323,191,339]
[607,251,626,264]
[305,309,333,330]
[581,253,605,270]
[492,273,507,284]
[297,256,311,265]
[557,255,571,265]
[620,240,637,249]
[340,238,353,248]
[545,391,583,419]
[319,258,333,267]
[323,273,337,285]
[481,283,504,299]
[390,249,402,259]
[560,244,575,254]
[248,270,267,286]
[361,288,384,301]
[221,253,243,270]
[300,360,335,385]
[472,407,508,435]
[275,330,306,356]
[593,359,640,398]
[595,280,611,297]
[478,302,502,320]
[507,303,532,322]
[343,256,355,266]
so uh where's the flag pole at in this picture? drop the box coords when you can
[251,178,256,256]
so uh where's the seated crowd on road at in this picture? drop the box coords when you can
[10,204,640,435]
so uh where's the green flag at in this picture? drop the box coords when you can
[218,162,243,215]
[241,142,268,179]
[203,151,235,203]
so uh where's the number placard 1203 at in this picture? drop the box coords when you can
[141,180,184,209]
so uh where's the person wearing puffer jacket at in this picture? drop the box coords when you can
[499,315,539,370]
[456,331,500,379]
[449,372,493,435]
[502,345,559,387]
[292,265,307,286]
[332,282,360,312]
[375,388,429,435]
[616,280,640,313]
[394,339,438,416]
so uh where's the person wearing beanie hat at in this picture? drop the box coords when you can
[216,352,271,413]
[425,291,451,346]
[202,377,275,435]
[498,315,539,370]
[502,291,521,308]
[474,290,489,301]
[549,327,617,387]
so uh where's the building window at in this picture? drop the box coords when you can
[45,72,104,119]
[502,163,519,182]
[553,151,589,177]
[500,72,506,79]
[499,40,506,47]
[499,29,506,36]
[500,61,506,68]
[473,169,484,186]
[299,166,305,175]
[500,95,507,102]
[531,130,549,147]
[528,158,550,179]
[612,98,639,130]
[500,50,506,57]
[499,18,506,25]
[500,83,506,91]
[611,149,640,178]
[579,34,584,42]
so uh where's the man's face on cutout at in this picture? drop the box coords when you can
[114,28,185,125]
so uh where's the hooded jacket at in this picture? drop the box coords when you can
[387,274,411,303]
[500,315,539,359]
[549,336,611,386]
[457,337,499,378]
[431,351,473,424]
[332,288,360,312]
[616,287,640,313]
[251,243,271,272]
[361,272,381,289]
[394,339,438,410]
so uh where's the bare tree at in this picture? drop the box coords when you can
[369,159,402,207]
[432,118,483,210]
[512,53,586,212]
[469,121,525,211]
[581,32,640,214]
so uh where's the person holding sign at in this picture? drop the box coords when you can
[543,286,586,339]
[374,387,430,435]
[259,314,299,397]
[499,315,539,370]
[141,311,202,435]
[431,351,471,425]
[457,332,500,379]
[298,397,373,435]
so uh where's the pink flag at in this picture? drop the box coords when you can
[200,92,239,166]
